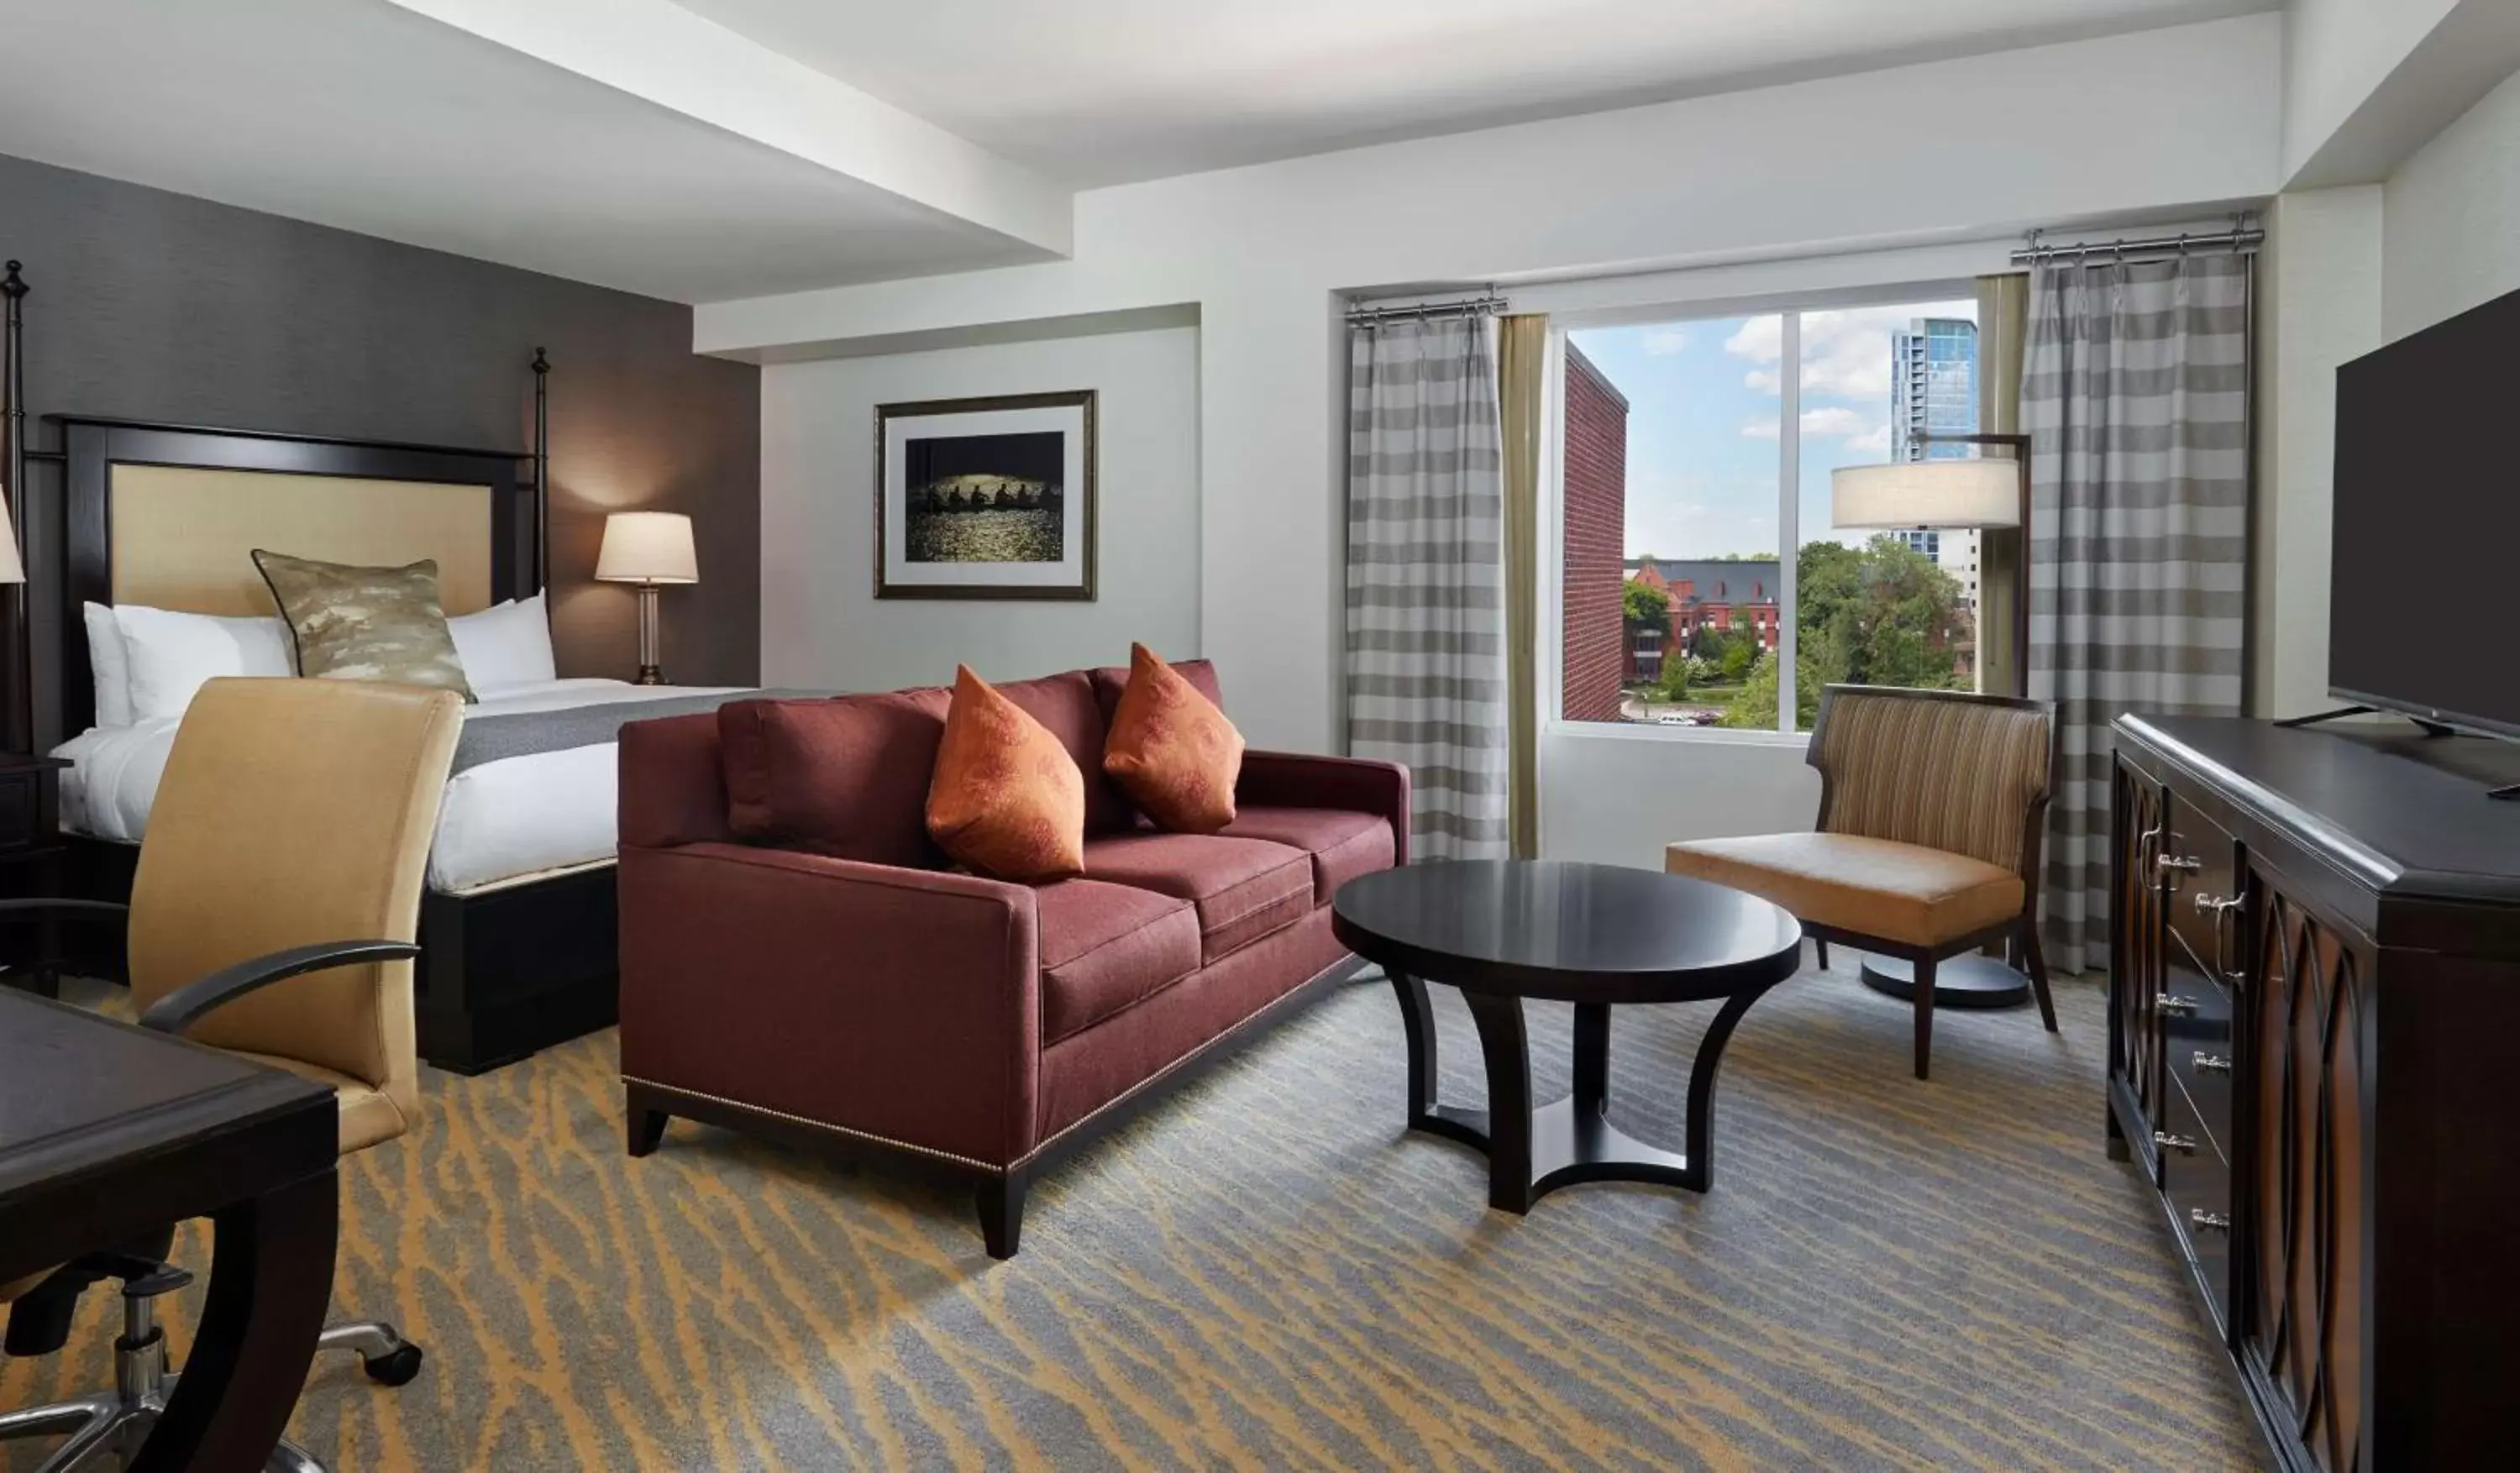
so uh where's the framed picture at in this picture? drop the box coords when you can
[874,390,1097,600]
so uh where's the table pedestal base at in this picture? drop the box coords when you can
[1388,974,1771,1214]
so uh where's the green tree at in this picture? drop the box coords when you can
[1621,580,1669,628]
[1719,536,1966,729]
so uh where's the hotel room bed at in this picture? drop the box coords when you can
[53,678,739,895]
[0,286,727,1074]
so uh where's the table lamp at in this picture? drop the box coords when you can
[1831,443,2034,1013]
[595,511,696,685]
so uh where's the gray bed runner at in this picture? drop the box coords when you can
[452,689,822,773]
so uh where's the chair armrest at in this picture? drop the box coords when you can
[1237,751,1414,865]
[616,842,1043,1167]
[138,940,422,1035]
[0,898,130,924]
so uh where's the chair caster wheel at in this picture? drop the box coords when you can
[363,1344,423,1386]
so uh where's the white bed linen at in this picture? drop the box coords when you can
[51,678,739,894]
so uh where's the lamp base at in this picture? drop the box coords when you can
[1858,953,2029,1009]
[633,584,664,686]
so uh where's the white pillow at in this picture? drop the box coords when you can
[82,601,135,728]
[447,593,557,694]
[112,605,295,721]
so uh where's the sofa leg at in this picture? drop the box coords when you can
[625,1085,669,1158]
[978,1172,1027,1260]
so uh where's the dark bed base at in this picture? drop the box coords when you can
[626,953,1370,1258]
[63,836,617,1075]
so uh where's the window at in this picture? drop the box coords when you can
[1558,289,1981,732]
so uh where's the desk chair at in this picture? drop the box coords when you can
[0,677,460,1473]
[1664,684,2058,1080]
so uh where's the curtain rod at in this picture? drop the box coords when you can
[2012,224,2263,268]
[1345,292,1509,326]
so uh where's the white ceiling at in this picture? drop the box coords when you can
[678,0,2278,187]
[0,0,2277,302]
[0,0,1057,303]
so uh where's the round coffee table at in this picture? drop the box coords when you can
[1331,860,1803,1214]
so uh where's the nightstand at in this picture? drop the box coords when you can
[0,752,67,995]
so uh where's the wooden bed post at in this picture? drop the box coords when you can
[3,262,30,756]
[531,347,549,595]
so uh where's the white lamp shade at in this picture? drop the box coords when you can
[1831,459,2021,531]
[595,511,697,584]
[0,492,22,584]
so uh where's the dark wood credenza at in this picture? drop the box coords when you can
[2108,715,2520,1473]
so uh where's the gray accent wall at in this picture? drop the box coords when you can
[0,151,759,687]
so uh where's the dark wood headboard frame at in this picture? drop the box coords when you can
[35,420,541,747]
[0,260,553,754]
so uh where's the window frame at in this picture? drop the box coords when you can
[1542,274,1981,743]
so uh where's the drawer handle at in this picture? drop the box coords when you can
[2189,1208,2231,1233]
[2192,892,2243,976]
[2154,1131,2198,1155]
[2156,853,2202,877]
[2155,993,2200,1017]
[2191,1051,2233,1074]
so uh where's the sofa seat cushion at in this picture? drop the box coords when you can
[1663,832,2023,948]
[1083,832,1312,964]
[1218,807,1394,905]
[1037,879,1203,1043]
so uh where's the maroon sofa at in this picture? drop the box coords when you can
[614,660,1407,1256]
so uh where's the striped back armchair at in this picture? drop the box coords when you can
[1808,685,2055,882]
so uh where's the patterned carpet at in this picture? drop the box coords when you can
[5,955,2262,1471]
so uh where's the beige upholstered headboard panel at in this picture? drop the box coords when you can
[108,464,496,616]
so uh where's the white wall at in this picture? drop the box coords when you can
[2252,186,2383,721]
[1541,733,1822,868]
[2382,66,2520,338]
[711,14,2284,767]
[2248,45,2519,722]
[2281,0,2460,182]
[759,324,1201,691]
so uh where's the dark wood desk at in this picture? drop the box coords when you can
[0,989,337,1472]
[0,753,68,996]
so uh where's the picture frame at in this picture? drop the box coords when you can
[874,390,1097,600]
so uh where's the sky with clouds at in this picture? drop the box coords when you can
[1570,298,1975,561]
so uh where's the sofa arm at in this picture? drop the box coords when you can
[1237,751,1413,865]
[617,842,1042,1168]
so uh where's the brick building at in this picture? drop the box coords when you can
[1559,344,1630,721]
[1625,557,1780,680]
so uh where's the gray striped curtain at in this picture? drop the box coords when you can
[2025,254,2252,973]
[1346,312,1508,861]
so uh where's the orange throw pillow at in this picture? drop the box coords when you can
[1103,642,1245,833]
[927,665,1086,881]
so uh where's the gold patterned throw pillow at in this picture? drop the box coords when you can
[250,550,476,702]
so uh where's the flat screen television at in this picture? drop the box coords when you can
[2328,285,2520,738]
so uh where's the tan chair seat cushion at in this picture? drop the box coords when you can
[1665,832,2024,948]
[232,1050,411,1156]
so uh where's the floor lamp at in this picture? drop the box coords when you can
[1830,432,2036,1009]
